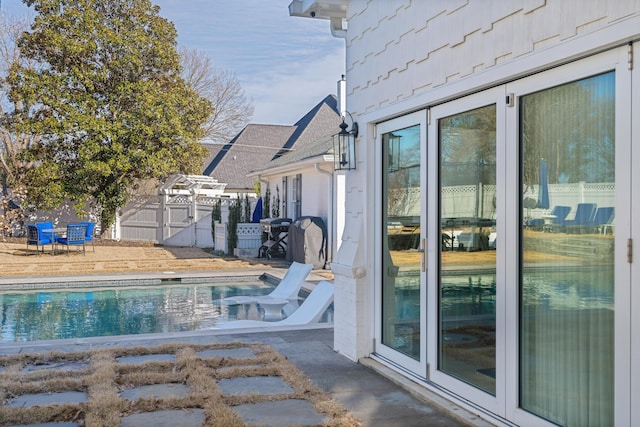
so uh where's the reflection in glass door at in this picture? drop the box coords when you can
[438,105,497,394]
[520,72,615,426]
[381,124,422,360]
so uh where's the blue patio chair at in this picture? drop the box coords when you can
[591,207,615,234]
[56,223,87,256]
[80,221,95,252]
[27,223,54,255]
[36,221,54,236]
[537,205,571,232]
[564,203,597,234]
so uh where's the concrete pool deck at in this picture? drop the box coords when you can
[0,327,490,427]
[0,240,302,279]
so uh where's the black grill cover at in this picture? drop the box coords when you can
[286,216,327,269]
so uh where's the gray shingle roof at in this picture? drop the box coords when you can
[202,124,295,191]
[202,95,340,191]
[249,135,334,174]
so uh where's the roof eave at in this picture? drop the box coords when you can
[288,0,347,20]
[247,154,333,178]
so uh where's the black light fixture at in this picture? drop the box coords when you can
[333,112,358,170]
[387,132,401,172]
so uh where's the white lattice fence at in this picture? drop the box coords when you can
[441,184,496,219]
[440,182,614,222]
[235,223,263,257]
[525,182,615,220]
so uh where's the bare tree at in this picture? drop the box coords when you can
[0,13,37,235]
[0,13,35,191]
[180,46,254,144]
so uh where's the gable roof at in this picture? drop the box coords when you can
[202,95,340,192]
[248,135,334,177]
[272,95,340,159]
[202,124,295,191]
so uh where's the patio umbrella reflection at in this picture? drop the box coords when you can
[537,158,550,209]
[251,197,263,223]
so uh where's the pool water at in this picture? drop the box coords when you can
[0,278,325,342]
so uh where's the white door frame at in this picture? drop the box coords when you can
[505,46,630,427]
[427,86,506,416]
[629,43,640,427]
[374,110,428,377]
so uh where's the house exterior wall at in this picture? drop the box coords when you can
[263,168,326,221]
[345,0,639,117]
[260,162,341,263]
[300,169,330,219]
[337,0,640,357]
[327,1,640,426]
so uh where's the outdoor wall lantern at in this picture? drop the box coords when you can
[333,112,358,170]
[387,132,401,172]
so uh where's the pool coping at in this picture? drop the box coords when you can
[0,323,335,354]
[0,269,283,291]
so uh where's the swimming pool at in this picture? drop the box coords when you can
[0,275,330,342]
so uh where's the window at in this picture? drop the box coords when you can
[281,174,301,219]
[281,176,288,219]
[292,174,302,219]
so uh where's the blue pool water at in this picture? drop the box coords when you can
[0,276,320,342]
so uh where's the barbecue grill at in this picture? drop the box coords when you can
[258,218,291,258]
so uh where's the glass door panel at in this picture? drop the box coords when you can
[382,123,422,360]
[438,105,497,394]
[519,72,615,426]
[376,111,426,375]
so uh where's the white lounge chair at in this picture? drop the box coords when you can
[219,261,313,306]
[217,280,334,329]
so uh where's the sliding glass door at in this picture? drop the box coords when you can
[438,104,497,394]
[428,87,505,414]
[518,72,616,426]
[422,47,631,425]
[508,47,631,427]
[376,111,426,375]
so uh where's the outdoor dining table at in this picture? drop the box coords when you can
[41,228,66,256]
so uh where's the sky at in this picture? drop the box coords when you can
[0,0,346,125]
